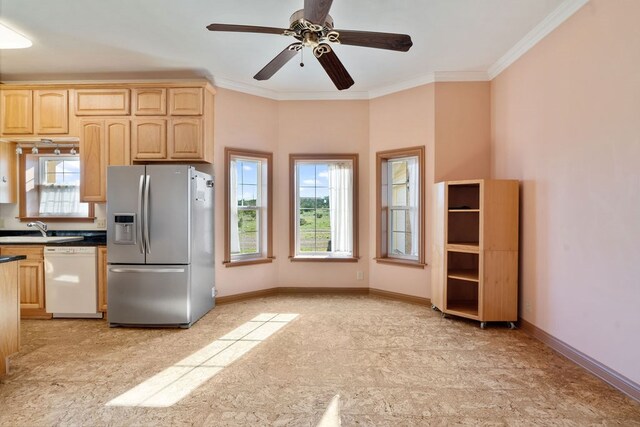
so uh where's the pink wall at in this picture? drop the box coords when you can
[369,85,435,298]
[276,100,370,288]
[491,0,640,383]
[435,82,491,182]
[211,88,280,297]
[213,83,491,300]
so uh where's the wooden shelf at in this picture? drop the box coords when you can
[445,301,479,319]
[448,209,480,213]
[432,179,519,325]
[447,269,479,282]
[446,243,480,253]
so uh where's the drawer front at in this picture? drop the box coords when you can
[0,246,44,260]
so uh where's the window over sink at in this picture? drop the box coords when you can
[19,148,94,221]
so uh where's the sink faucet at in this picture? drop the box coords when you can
[27,221,48,237]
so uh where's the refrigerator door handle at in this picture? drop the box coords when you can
[144,174,151,254]
[137,174,145,254]
[109,267,186,273]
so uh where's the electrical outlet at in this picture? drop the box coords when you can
[356,271,364,280]
[97,218,107,228]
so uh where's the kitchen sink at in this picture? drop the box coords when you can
[0,236,84,244]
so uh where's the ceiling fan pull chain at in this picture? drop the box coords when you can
[300,48,304,67]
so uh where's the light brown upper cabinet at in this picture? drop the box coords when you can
[169,88,203,115]
[1,89,70,136]
[79,119,130,202]
[75,89,130,116]
[34,90,68,134]
[1,90,33,135]
[131,119,167,160]
[133,88,167,116]
[168,118,203,160]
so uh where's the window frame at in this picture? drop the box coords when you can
[223,147,273,267]
[375,146,426,268]
[289,153,359,262]
[18,148,95,222]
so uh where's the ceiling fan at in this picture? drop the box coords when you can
[206,0,413,90]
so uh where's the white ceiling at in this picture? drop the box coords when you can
[0,0,584,99]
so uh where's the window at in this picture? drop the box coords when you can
[224,148,273,267]
[289,154,359,261]
[19,149,94,221]
[376,146,425,267]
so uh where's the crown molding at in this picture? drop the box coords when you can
[214,0,589,99]
[277,90,369,101]
[213,76,281,100]
[488,0,589,80]
[433,71,490,82]
[368,73,436,99]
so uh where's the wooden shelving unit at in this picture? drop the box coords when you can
[431,179,519,328]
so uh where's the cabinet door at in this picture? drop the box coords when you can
[34,90,68,134]
[0,142,17,203]
[75,89,130,116]
[131,119,167,160]
[17,260,45,311]
[133,88,166,116]
[106,119,131,166]
[1,90,33,134]
[80,120,107,202]
[169,88,203,115]
[97,247,108,312]
[168,118,203,160]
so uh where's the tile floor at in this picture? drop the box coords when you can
[0,294,638,426]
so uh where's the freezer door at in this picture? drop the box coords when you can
[107,165,146,264]
[145,165,191,264]
[107,264,191,326]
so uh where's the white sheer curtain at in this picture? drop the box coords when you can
[39,184,85,216]
[407,157,419,257]
[229,160,241,254]
[328,162,352,254]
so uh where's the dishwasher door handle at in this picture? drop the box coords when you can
[109,267,185,274]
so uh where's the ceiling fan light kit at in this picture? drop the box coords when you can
[207,0,413,91]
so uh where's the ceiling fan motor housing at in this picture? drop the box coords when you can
[288,9,335,48]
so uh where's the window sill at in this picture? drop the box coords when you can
[223,257,274,268]
[19,216,96,223]
[374,257,427,269]
[289,256,359,263]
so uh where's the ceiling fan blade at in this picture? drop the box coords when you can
[206,23,287,35]
[304,0,334,25]
[332,29,413,52]
[254,43,302,81]
[314,44,354,90]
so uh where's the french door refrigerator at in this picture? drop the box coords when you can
[106,165,214,328]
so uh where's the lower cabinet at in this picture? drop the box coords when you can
[98,247,108,313]
[0,260,20,376]
[0,246,49,319]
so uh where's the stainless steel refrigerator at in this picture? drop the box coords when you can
[106,165,214,328]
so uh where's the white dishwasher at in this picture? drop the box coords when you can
[44,247,102,318]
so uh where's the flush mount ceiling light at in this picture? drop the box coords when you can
[0,22,32,49]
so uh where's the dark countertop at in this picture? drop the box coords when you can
[0,230,106,246]
[0,255,27,264]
